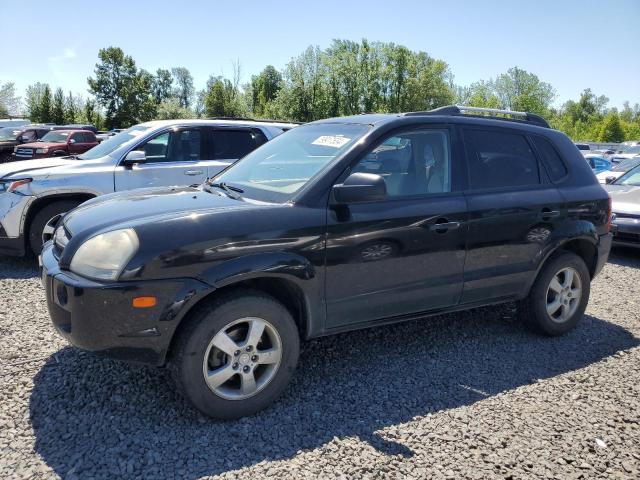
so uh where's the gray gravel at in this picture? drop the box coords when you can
[1,250,640,479]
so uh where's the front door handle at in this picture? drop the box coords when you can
[429,220,461,233]
[540,208,560,219]
[184,169,204,176]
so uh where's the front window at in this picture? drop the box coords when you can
[212,123,371,203]
[615,165,640,186]
[41,131,70,143]
[0,128,20,141]
[77,125,152,160]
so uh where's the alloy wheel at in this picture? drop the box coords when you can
[202,317,282,400]
[546,267,582,323]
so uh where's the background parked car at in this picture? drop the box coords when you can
[0,125,55,162]
[0,118,297,255]
[575,143,590,155]
[605,163,640,248]
[0,118,30,129]
[609,143,640,163]
[596,157,640,184]
[585,154,611,174]
[13,129,99,160]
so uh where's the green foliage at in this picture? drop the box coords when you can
[203,75,247,118]
[598,111,625,142]
[156,98,194,120]
[250,65,282,117]
[172,67,195,109]
[0,82,21,117]
[152,68,173,105]
[88,47,156,128]
[40,85,52,123]
[24,83,47,121]
[52,88,65,124]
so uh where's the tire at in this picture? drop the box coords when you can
[171,290,300,419]
[519,251,591,336]
[28,200,81,254]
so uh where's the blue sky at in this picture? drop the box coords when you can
[1,0,638,109]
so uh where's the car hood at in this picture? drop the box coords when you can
[0,156,77,179]
[63,186,266,235]
[604,184,640,215]
[19,141,65,149]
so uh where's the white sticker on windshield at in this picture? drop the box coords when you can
[311,135,351,148]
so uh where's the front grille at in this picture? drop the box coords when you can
[614,231,640,244]
[15,148,33,157]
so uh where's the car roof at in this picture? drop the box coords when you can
[137,119,299,129]
[44,129,92,134]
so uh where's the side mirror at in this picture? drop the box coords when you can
[69,138,76,144]
[122,150,146,166]
[605,176,616,184]
[332,172,387,204]
[19,136,29,142]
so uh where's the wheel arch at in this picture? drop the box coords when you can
[23,192,97,238]
[165,274,314,366]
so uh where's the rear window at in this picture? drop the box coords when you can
[464,129,540,189]
[530,135,568,182]
[211,129,266,160]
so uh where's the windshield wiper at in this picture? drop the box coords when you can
[208,181,244,199]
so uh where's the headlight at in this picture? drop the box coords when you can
[0,178,32,193]
[35,148,49,154]
[70,229,139,280]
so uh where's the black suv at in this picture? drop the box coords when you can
[41,106,612,419]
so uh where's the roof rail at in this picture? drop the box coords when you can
[206,116,303,125]
[404,105,550,128]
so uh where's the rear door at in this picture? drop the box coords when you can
[460,126,566,304]
[202,128,268,178]
[114,127,209,190]
[69,132,87,154]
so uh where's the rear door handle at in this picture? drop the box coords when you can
[429,220,461,233]
[185,169,204,176]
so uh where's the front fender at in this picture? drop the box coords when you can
[198,251,324,338]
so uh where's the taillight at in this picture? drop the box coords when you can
[606,196,612,233]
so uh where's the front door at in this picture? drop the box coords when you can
[324,126,468,329]
[114,127,209,190]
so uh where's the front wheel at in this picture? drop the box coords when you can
[28,200,81,254]
[171,290,300,419]
[519,251,591,336]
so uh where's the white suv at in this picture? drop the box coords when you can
[0,119,297,256]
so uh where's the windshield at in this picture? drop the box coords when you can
[611,157,640,172]
[615,164,640,186]
[41,131,70,143]
[77,125,152,160]
[0,127,20,141]
[212,123,371,203]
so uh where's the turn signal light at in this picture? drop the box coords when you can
[132,296,157,308]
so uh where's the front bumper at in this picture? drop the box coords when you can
[41,243,213,366]
[611,216,640,248]
[0,193,33,256]
[593,233,613,276]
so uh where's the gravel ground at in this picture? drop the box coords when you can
[1,250,639,479]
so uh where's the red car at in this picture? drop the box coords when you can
[13,129,99,160]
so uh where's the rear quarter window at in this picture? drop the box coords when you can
[530,135,568,182]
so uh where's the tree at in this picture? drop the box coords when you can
[172,67,195,109]
[152,68,173,104]
[598,111,625,142]
[52,88,66,124]
[0,82,21,117]
[65,92,78,123]
[24,83,48,122]
[88,47,155,128]
[493,67,555,115]
[250,65,282,116]
[156,98,194,119]
[203,75,247,118]
[40,85,52,123]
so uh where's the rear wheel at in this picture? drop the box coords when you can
[519,252,590,336]
[28,200,81,254]
[171,290,300,419]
